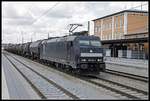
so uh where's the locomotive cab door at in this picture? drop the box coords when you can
[67,41,73,63]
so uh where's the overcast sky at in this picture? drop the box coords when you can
[2,1,148,44]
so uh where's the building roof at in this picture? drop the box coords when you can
[101,37,148,44]
[92,9,148,21]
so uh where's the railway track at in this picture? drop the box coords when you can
[105,69,148,83]
[4,53,79,100]
[46,63,148,99]
[81,75,148,100]
[4,52,148,100]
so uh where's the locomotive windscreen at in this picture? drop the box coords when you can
[79,40,101,47]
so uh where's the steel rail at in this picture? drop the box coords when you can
[105,69,148,82]
[82,75,148,100]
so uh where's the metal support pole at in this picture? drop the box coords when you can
[141,2,142,10]
[21,31,23,44]
[88,21,90,35]
[48,33,49,39]
[138,43,140,59]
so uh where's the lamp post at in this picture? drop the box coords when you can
[88,21,90,35]
[141,2,142,10]
[30,33,33,42]
[48,33,49,39]
[21,31,23,44]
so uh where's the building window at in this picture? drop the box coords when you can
[104,35,106,40]
[120,17,123,28]
[114,33,115,39]
[120,18,123,28]
[103,24,105,30]
[115,16,118,28]
[95,27,97,33]
[109,34,111,40]
[115,33,117,39]
[104,24,106,30]
[98,26,101,32]
[143,13,148,16]
[102,35,104,40]
[109,23,112,29]
[106,23,108,30]
[116,20,118,28]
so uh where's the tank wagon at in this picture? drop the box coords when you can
[29,40,42,59]
[17,44,23,55]
[22,42,31,57]
[5,44,14,53]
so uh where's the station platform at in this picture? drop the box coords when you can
[104,57,148,77]
[2,53,40,99]
[2,63,10,99]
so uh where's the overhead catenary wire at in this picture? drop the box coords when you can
[25,2,60,43]
[128,3,148,10]
[30,2,60,25]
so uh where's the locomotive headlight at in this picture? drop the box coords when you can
[97,58,102,62]
[81,59,86,62]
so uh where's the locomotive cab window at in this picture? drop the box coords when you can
[91,41,101,47]
[79,40,90,46]
[79,40,101,47]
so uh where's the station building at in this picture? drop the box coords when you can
[92,10,148,59]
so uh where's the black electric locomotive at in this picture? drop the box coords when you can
[40,34,105,74]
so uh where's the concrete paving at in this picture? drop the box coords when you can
[104,57,148,77]
[104,57,148,69]
[106,63,148,77]
[2,64,10,99]
[2,53,40,99]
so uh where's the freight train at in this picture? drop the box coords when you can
[4,31,105,74]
